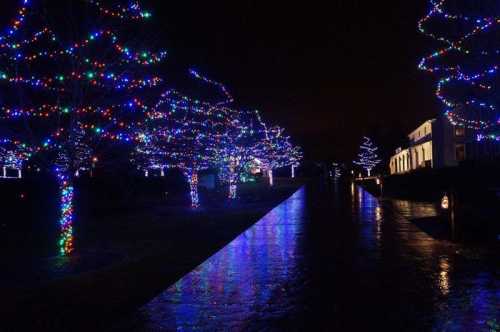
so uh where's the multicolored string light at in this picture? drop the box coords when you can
[216,109,268,199]
[133,87,233,208]
[56,170,74,255]
[419,0,500,134]
[189,69,235,106]
[253,124,303,186]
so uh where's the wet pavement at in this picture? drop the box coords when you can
[112,182,499,331]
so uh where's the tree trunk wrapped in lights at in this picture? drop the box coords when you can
[55,168,75,255]
[185,169,200,209]
[0,0,166,255]
[227,161,238,199]
[268,169,274,186]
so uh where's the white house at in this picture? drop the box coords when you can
[389,116,468,175]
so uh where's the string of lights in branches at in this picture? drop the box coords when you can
[419,0,500,140]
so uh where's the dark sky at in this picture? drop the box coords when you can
[151,1,441,161]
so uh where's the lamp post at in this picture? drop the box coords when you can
[441,190,456,241]
[376,177,383,196]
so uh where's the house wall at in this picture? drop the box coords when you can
[432,117,459,168]
[408,120,434,170]
[409,141,433,169]
[389,148,411,175]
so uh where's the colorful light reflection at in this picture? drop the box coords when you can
[127,187,306,330]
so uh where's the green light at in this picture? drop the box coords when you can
[87,72,95,79]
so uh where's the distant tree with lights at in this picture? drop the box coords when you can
[216,109,267,199]
[332,162,342,180]
[354,137,381,177]
[289,144,303,179]
[419,0,500,139]
[0,0,165,255]
[0,139,33,178]
[254,124,303,186]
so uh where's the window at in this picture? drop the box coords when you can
[455,144,466,161]
[455,127,465,137]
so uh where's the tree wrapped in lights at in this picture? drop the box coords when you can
[134,89,231,208]
[289,143,303,179]
[254,124,303,186]
[332,162,342,180]
[0,0,165,255]
[182,70,269,200]
[419,0,500,138]
[354,137,381,177]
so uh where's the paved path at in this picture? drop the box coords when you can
[112,182,500,331]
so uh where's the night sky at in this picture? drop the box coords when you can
[150,1,441,161]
